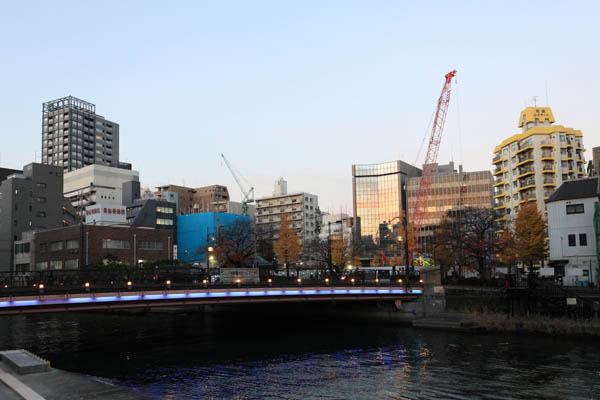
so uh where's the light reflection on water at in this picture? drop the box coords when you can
[0,307,598,399]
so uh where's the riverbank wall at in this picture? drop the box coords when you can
[0,349,142,400]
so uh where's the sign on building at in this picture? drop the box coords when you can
[85,203,127,224]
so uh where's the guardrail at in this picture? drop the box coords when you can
[0,269,424,297]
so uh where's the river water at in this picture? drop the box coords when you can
[0,307,598,399]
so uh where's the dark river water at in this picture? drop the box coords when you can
[0,306,599,399]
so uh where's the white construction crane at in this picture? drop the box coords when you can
[221,153,254,216]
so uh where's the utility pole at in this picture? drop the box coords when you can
[327,221,332,276]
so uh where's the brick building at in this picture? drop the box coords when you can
[155,184,229,215]
[33,224,173,270]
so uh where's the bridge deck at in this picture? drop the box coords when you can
[0,286,422,315]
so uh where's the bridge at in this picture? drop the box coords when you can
[0,284,423,315]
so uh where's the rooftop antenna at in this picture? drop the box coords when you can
[545,81,549,106]
[532,96,539,107]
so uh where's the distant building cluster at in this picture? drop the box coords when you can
[1,96,598,286]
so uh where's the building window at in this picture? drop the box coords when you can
[49,260,63,270]
[37,211,46,218]
[102,239,131,249]
[157,218,173,226]
[156,206,174,214]
[50,241,63,251]
[36,182,46,189]
[39,243,48,252]
[568,234,576,247]
[66,240,79,249]
[15,243,30,254]
[579,234,587,246]
[36,261,48,270]
[65,259,79,269]
[566,204,584,214]
[15,264,30,273]
[36,197,47,203]
[139,241,164,250]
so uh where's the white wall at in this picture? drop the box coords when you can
[547,196,598,284]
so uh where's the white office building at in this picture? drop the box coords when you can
[546,177,599,286]
[63,164,139,217]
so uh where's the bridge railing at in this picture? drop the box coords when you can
[0,269,423,297]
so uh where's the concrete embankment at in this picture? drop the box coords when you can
[0,350,141,400]
[412,312,484,332]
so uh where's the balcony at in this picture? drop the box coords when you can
[541,151,554,160]
[517,166,535,179]
[493,178,504,187]
[542,164,555,174]
[519,196,537,205]
[492,154,503,164]
[516,142,534,154]
[540,139,554,148]
[493,190,505,199]
[542,178,556,187]
[518,177,536,191]
[493,167,504,176]
[516,153,534,167]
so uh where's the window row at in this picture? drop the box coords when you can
[36,259,79,270]
[39,240,79,252]
[568,233,587,247]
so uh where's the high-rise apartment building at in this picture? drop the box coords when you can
[42,96,120,172]
[255,192,319,244]
[352,161,421,242]
[492,107,586,223]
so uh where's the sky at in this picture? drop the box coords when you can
[1,1,599,214]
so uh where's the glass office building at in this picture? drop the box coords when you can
[352,161,421,242]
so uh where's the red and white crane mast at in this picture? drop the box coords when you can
[411,70,456,254]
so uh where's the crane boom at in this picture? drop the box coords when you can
[221,153,254,215]
[411,70,456,258]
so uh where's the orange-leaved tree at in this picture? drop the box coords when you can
[497,229,518,275]
[514,203,547,272]
[274,213,302,276]
[331,233,351,271]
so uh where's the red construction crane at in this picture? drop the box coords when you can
[411,70,457,259]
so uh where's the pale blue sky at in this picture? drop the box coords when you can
[1,1,598,213]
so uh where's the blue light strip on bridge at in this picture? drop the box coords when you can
[0,288,412,309]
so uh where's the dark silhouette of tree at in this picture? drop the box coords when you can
[215,219,255,268]
[433,208,503,278]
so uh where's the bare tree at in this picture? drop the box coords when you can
[434,208,503,278]
[215,219,255,268]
